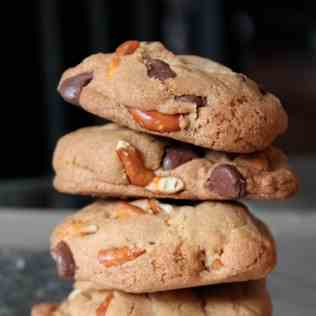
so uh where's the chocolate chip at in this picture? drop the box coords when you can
[51,241,76,280]
[163,145,200,170]
[206,164,246,199]
[175,95,207,107]
[58,72,93,105]
[146,58,176,80]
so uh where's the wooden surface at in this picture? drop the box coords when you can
[0,205,315,315]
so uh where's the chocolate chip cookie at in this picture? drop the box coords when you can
[53,124,298,200]
[57,41,288,153]
[50,199,276,293]
[32,280,271,316]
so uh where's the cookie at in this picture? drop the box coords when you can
[53,124,298,200]
[50,199,276,293]
[32,280,272,316]
[57,41,288,153]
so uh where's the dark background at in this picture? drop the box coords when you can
[1,0,315,208]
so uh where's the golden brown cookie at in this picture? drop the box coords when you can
[50,199,276,293]
[32,280,272,316]
[57,41,288,153]
[53,124,298,200]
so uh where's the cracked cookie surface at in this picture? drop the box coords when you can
[53,124,298,200]
[58,41,288,153]
[32,280,272,316]
[50,199,276,293]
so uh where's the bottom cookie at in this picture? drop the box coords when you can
[32,280,272,316]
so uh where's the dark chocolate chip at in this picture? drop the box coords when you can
[175,95,207,107]
[51,241,76,280]
[206,164,246,199]
[58,72,93,105]
[146,58,176,81]
[163,145,200,170]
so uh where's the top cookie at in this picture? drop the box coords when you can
[58,40,288,153]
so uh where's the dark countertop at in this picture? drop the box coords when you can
[0,250,70,316]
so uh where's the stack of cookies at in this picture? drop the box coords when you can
[32,41,298,316]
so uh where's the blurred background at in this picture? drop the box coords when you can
[1,0,315,209]
[0,2,315,315]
